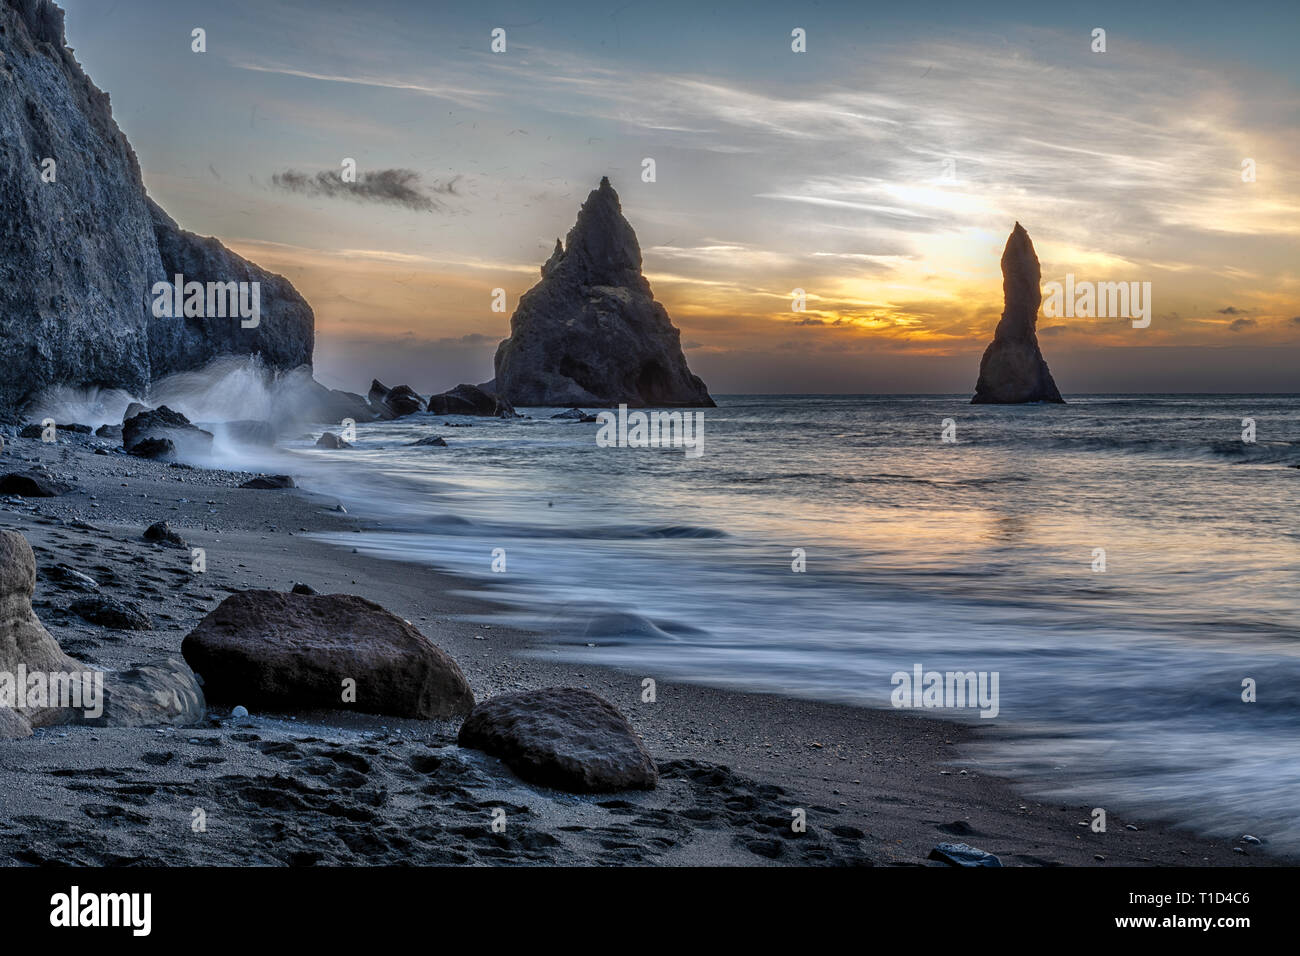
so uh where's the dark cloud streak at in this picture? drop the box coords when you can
[269,168,461,213]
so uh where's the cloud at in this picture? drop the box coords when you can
[1217,306,1246,315]
[1229,317,1257,331]
[269,168,462,213]
[231,61,493,109]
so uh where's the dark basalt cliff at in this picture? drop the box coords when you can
[971,222,1064,404]
[492,177,713,408]
[0,0,313,414]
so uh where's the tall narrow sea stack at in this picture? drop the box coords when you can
[492,177,714,408]
[971,222,1064,404]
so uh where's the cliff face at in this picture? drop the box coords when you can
[0,0,312,414]
[148,200,313,379]
[971,222,1065,404]
[492,177,714,408]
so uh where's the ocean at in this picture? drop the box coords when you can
[285,394,1300,849]
[35,386,1299,848]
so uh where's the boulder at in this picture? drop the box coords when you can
[408,436,447,447]
[315,431,351,449]
[457,687,658,792]
[240,475,295,489]
[142,521,186,548]
[40,563,99,591]
[70,595,152,630]
[181,590,474,718]
[0,530,84,728]
[368,380,425,419]
[971,223,1065,404]
[81,658,205,728]
[426,383,516,418]
[928,842,1003,867]
[95,423,122,439]
[122,406,213,457]
[492,177,714,408]
[129,437,175,460]
[0,470,74,497]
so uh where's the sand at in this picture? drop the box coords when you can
[0,431,1282,866]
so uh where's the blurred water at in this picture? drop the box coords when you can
[209,394,1300,848]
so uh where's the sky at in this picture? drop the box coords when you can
[61,0,1300,394]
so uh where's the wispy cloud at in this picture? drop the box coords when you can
[231,60,495,109]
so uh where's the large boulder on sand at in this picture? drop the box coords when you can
[0,530,84,729]
[458,687,658,792]
[181,590,474,718]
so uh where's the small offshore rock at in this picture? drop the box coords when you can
[315,432,351,449]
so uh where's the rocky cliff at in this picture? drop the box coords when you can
[971,222,1064,404]
[492,177,713,408]
[0,0,313,415]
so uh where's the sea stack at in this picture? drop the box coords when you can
[971,222,1064,404]
[491,177,714,408]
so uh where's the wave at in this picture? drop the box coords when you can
[1019,435,1299,465]
[24,355,326,433]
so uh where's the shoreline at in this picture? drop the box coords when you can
[0,431,1283,866]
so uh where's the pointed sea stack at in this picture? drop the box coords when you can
[492,177,714,408]
[971,223,1064,404]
